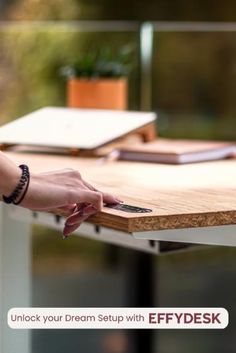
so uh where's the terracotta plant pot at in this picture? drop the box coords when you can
[67,78,128,110]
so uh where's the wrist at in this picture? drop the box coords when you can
[2,165,30,205]
[1,166,22,196]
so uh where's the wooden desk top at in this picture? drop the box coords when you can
[6,152,236,233]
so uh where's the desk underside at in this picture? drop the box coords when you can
[6,152,236,233]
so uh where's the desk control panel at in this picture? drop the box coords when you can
[105,203,152,213]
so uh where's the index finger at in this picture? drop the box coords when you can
[82,180,122,205]
[72,189,103,211]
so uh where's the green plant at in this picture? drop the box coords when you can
[60,45,134,79]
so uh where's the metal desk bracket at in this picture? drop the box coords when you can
[7,205,159,254]
[133,224,236,247]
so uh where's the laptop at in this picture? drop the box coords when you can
[0,107,156,150]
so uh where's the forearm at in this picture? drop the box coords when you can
[0,152,120,237]
[0,151,21,196]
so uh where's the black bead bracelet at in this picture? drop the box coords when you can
[3,164,30,205]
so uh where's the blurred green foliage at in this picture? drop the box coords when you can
[1,1,235,139]
[0,28,139,124]
[60,45,134,78]
[0,24,235,139]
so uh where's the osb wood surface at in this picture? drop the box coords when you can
[6,152,236,233]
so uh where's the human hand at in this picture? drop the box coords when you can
[20,168,121,237]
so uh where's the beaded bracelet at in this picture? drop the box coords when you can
[2,164,30,205]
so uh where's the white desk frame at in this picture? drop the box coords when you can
[0,203,236,353]
[133,225,236,247]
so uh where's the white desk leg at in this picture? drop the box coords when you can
[0,203,31,353]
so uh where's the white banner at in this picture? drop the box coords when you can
[8,307,228,329]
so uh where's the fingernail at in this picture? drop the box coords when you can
[65,222,73,226]
[63,227,71,239]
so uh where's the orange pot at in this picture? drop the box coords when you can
[67,78,128,110]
